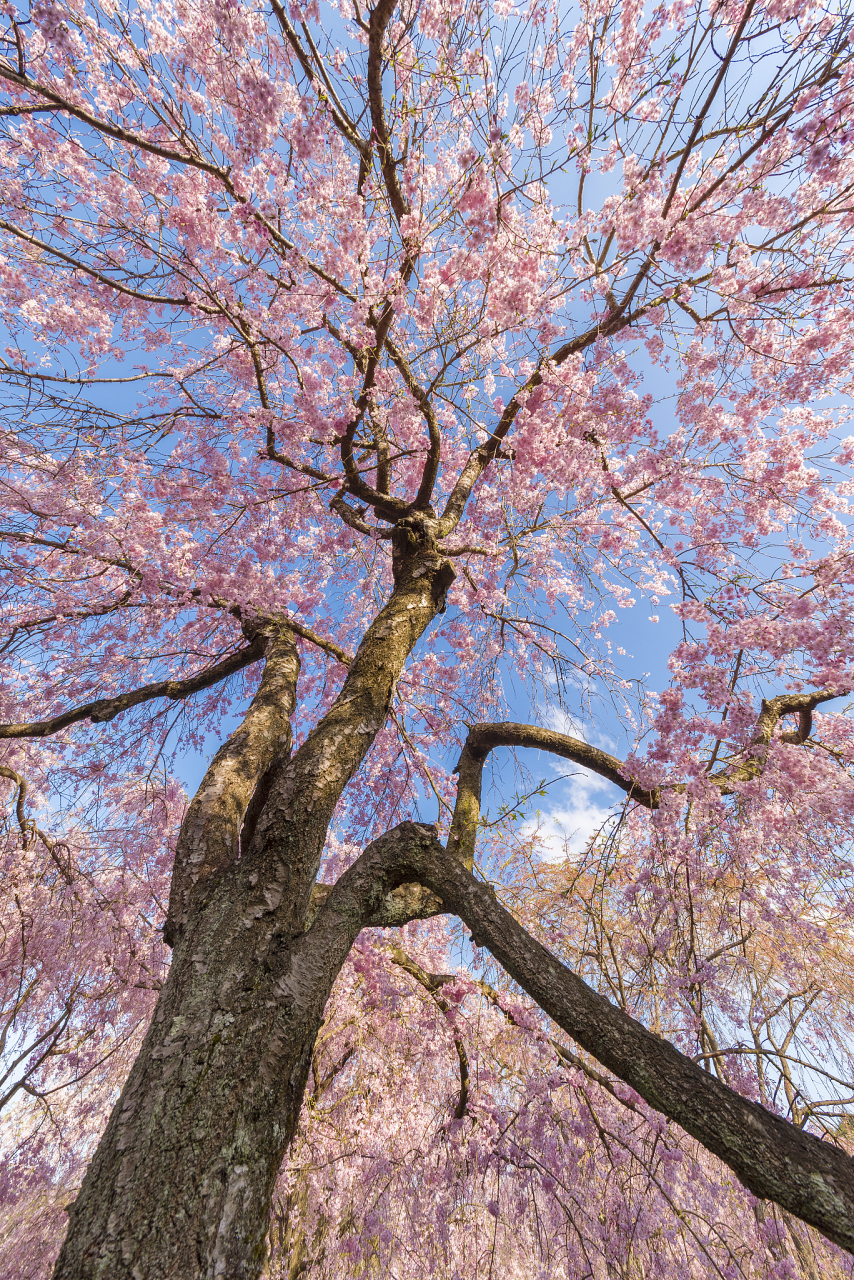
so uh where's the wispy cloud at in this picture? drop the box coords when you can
[520,710,622,862]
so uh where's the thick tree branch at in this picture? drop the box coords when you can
[309,822,854,1255]
[447,721,658,867]
[329,490,394,539]
[713,689,845,789]
[0,762,28,834]
[242,540,455,937]
[164,624,301,946]
[277,618,352,667]
[448,692,848,861]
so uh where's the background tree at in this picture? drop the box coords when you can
[3,0,854,1274]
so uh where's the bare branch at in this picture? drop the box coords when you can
[0,640,266,740]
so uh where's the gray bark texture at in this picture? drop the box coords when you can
[51,535,455,1280]
[50,535,854,1277]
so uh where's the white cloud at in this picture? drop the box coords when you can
[519,764,620,862]
[500,709,626,862]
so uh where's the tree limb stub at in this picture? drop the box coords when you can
[308,822,854,1256]
[305,878,443,930]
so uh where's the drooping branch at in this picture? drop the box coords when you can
[307,822,854,1255]
[388,945,469,1119]
[387,944,640,1115]
[386,942,640,1117]
[0,761,27,834]
[0,529,353,669]
[0,68,364,313]
[0,762,73,881]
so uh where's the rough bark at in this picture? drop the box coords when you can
[320,826,854,1257]
[54,868,334,1279]
[164,624,301,947]
[52,543,454,1280]
[51,843,446,1280]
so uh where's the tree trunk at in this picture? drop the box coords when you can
[49,516,854,1273]
[53,863,344,1280]
[52,527,455,1280]
[51,832,443,1280]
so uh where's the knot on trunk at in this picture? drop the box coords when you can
[391,510,456,607]
[392,508,438,556]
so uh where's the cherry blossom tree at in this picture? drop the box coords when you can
[3,0,854,1273]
